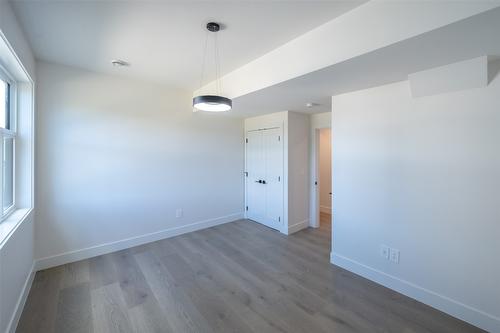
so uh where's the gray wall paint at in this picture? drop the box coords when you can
[0,1,35,331]
[36,62,244,261]
[287,111,310,229]
[0,213,34,333]
[331,73,500,331]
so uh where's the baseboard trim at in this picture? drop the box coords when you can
[320,205,331,214]
[330,252,500,333]
[287,219,309,235]
[35,212,244,271]
[6,261,35,333]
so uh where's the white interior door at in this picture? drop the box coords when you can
[246,130,266,222]
[263,128,283,229]
[245,128,283,231]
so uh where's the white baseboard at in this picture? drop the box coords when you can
[320,205,331,214]
[6,262,35,333]
[331,252,500,333]
[35,212,244,271]
[287,219,309,235]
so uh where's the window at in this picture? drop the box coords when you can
[0,68,16,219]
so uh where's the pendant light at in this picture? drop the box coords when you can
[193,22,232,112]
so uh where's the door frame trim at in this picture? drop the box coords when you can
[310,126,331,228]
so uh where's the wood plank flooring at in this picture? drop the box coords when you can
[17,216,484,333]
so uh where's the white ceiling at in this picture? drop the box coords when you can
[11,0,365,90]
[230,6,500,117]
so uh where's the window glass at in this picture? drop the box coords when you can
[3,137,14,212]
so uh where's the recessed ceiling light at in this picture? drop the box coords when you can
[306,102,319,108]
[111,59,130,67]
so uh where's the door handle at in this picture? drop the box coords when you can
[262,180,267,184]
[255,180,262,183]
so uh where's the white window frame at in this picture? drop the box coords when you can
[0,64,17,220]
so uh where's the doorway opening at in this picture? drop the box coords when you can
[310,126,332,245]
[317,128,332,232]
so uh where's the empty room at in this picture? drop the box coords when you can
[0,0,499,332]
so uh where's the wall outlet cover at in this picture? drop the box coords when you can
[389,248,400,263]
[380,245,390,259]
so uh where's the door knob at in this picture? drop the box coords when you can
[262,180,267,184]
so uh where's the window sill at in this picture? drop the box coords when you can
[0,208,32,248]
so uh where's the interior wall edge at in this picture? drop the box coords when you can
[5,261,35,333]
[286,219,309,235]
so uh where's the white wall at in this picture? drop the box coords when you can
[287,111,309,233]
[319,128,331,213]
[0,1,35,332]
[309,111,331,130]
[0,0,35,79]
[35,62,244,267]
[331,70,500,332]
[0,213,34,333]
[244,110,287,132]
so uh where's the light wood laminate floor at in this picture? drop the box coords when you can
[17,217,483,333]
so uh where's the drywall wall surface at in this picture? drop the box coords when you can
[244,111,287,131]
[0,2,35,331]
[409,56,488,98]
[331,74,500,331]
[197,1,499,99]
[0,212,34,333]
[287,111,309,232]
[310,111,331,129]
[0,0,35,79]
[35,62,244,263]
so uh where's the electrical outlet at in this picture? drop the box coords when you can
[175,208,183,218]
[389,248,400,264]
[380,245,390,260]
